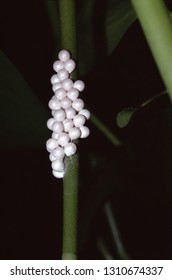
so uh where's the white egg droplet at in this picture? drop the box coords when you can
[51,110,56,117]
[58,50,70,62]
[52,159,65,172]
[58,132,70,147]
[65,107,76,119]
[63,119,74,132]
[61,78,73,91]
[64,59,76,73]
[53,146,65,159]
[80,126,90,138]
[57,69,69,81]
[49,152,56,162]
[54,109,66,122]
[79,109,91,120]
[52,82,62,92]
[60,97,72,109]
[72,98,84,112]
[51,132,59,140]
[46,138,58,152]
[69,127,81,140]
[73,114,86,127]
[48,98,61,110]
[52,121,64,133]
[47,118,55,130]
[64,142,77,156]
[67,88,79,101]
[55,88,67,100]
[52,170,65,178]
[53,60,64,72]
[50,74,60,84]
[73,80,85,92]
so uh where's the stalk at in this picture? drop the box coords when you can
[131,0,172,100]
[44,0,59,46]
[59,0,77,63]
[62,154,79,260]
[58,0,78,260]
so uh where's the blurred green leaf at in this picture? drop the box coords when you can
[116,107,138,128]
[78,0,96,75]
[106,0,136,54]
[0,50,50,149]
[78,0,136,75]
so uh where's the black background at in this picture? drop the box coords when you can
[1,0,172,259]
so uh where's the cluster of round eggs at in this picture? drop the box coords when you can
[46,50,90,179]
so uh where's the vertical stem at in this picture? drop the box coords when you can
[62,154,79,260]
[59,0,77,63]
[58,0,78,260]
[44,0,59,46]
[131,0,172,100]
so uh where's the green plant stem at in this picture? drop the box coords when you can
[131,0,172,100]
[59,0,77,63]
[58,0,78,260]
[57,0,121,259]
[44,0,59,46]
[62,154,79,260]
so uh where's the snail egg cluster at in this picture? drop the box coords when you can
[46,50,90,178]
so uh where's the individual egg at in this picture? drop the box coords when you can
[49,152,56,162]
[52,170,65,178]
[52,159,65,172]
[79,109,91,120]
[64,142,77,156]
[73,114,86,127]
[61,78,73,91]
[58,132,70,147]
[55,88,67,100]
[80,126,90,138]
[69,127,81,140]
[47,118,55,130]
[51,110,56,117]
[46,138,58,152]
[52,121,64,133]
[53,60,64,72]
[54,109,66,122]
[48,98,61,110]
[58,50,70,62]
[63,119,74,132]
[65,107,76,119]
[60,97,72,109]
[73,80,85,92]
[64,59,76,73]
[67,88,79,101]
[57,69,69,81]
[50,74,60,85]
[53,146,65,159]
[72,98,84,111]
[52,82,62,92]
[51,132,59,140]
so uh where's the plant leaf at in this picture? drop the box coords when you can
[106,0,136,54]
[78,0,136,75]
[0,50,50,149]
[78,0,96,75]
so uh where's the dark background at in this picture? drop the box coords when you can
[0,0,172,259]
